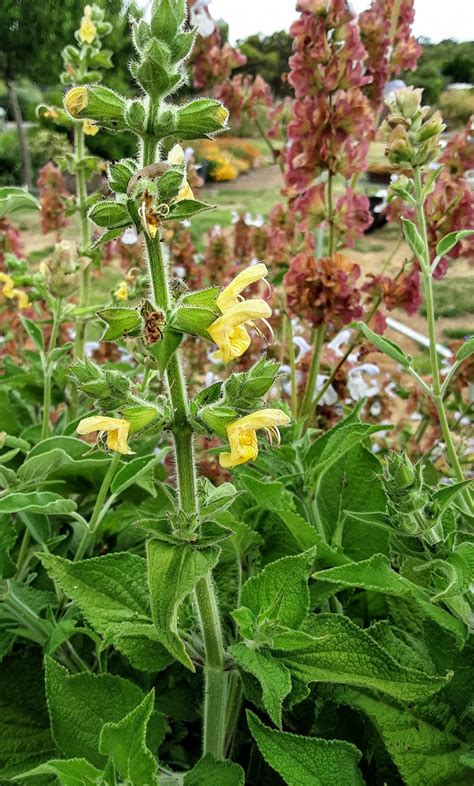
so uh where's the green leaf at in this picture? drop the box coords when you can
[0,652,57,779]
[111,451,167,496]
[312,553,467,645]
[0,491,76,515]
[356,322,412,368]
[98,306,143,341]
[184,754,244,785]
[17,447,73,483]
[19,757,103,785]
[436,230,474,259]
[20,316,45,351]
[45,658,149,768]
[231,643,292,727]
[401,216,426,264]
[334,687,472,786]
[149,328,182,374]
[0,186,39,217]
[41,553,172,672]
[247,710,365,786]
[147,540,220,670]
[456,335,474,363]
[240,549,315,629]
[99,690,158,786]
[166,199,215,221]
[272,614,449,702]
[0,516,17,579]
[432,480,474,514]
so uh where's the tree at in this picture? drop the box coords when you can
[0,0,90,187]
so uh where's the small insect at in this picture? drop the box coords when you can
[141,299,166,345]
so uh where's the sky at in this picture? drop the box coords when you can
[204,0,473,43]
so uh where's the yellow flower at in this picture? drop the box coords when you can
[64,87,88,117]
[12,289,30,310]
[115,281,129,301]
[0,272,15,299]
[83,119,99,136]
[213,106,229,127]
[77,416,133,455]
[208,263,271,363]
[79,6,97,44]
[219,409,290,468]
[167,144,194,202]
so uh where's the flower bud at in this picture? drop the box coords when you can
[176,99,229,139]
[151,0,180,44]
[416,111,445,143]
[120,404,163,434]
[39,241,82,297]
[88,200,130,229]
[224,358,280,404]
[199,404,239,439]
[98,306,143,341]
[64,85,126,128]
[107,159,137,194]
[123,99,146,133]
[385,451,416,490]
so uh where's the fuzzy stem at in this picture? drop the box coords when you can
[286,314,298,418]
[142,197,227,757]
[300,323,325,419]
[41,298,62,440]
[414,168,472,508]
[74,124,92,359]
[74,452,121,562]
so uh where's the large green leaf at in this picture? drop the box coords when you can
[23,437,112,484]
[0,491,76,515]
[183,753,245,785]
[0,186,39,217]
[0,516,17,578]
[240,549,315,630]
[247,711,365,786]
[272,614,448,702]
[0,653,57,779]
[99,690,158,785]
[41,553,172,672]
[19,758,103,785]
[334,687,472,786]
[45,658,150,767]
[147,540,220,671]
[230,643,292,727]
[313,554,467,645]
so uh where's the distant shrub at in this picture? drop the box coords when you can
[193,137,262,181]
[439,90,474,128]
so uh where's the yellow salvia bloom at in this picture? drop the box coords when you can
[115,281,129,301]
[77,416,134,455]
[79,6,97,44]
[219,409,291,468]
[208,263,271,363]
[64,87,88,117]
[167,144,195,202]
[83,119,100,136]
[0,272,15,299]
[12,289,30,310]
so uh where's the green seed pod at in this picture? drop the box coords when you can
[176,99,229,139]
[121,404,163,434]
[98,306,143,341]
[63,85,126,127]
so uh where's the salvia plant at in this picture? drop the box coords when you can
[0,2,473,786]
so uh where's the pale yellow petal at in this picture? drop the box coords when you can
[107,425,134,455]
[76,416,127,436]
[167,144,186,166]
[217,263,268,311]
[232,409,291,433]
[176,180,194,202]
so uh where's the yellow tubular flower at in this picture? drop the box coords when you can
[208,263,271,363]
[0,272,15,299]
[115,281,129,301]
[12,289,30,310]
[79,7,97,44]
[167,144,194,202]
[83,119,99,136]
[77,416,134,455]
[64,87,88,117]
[219,409,291,468]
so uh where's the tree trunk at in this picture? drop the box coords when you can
[6,78,32,189]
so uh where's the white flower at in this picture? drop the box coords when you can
[347,363,380,401]
[328,329,351,357]
[190,5,216,37]
[121,227,138,245]
[316,375,338,406]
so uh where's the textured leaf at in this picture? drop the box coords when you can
[0,186,39,217]
[240,549,315,629]
[247,711,365,786]
[432,480,474,514]
[436,230,474,258]
[41,553,172,672]
[45,658,149,767]
[401,216,426,264]
[18,448,73,483]
[308,416,392,481]
[20,316,44,351]
[19,757,103,785]
[147,540,220,670]
[231,643,292,727]
[456,335,474,363]
[99,690,158,785]
[313,554,467,645]
[335,687,472,786]
[272,614,448,702]
[0,516,17,578]
[166,199,214,220]
[316,444,388,557]
[0,491,76,515]
[111,451,167,496]
[183,753,245,786]
[0,653,57,779]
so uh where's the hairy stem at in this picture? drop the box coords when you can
[414,168,472,508]
[41,298,62,440]
[143,191,227,757]
[74,124,92,359]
